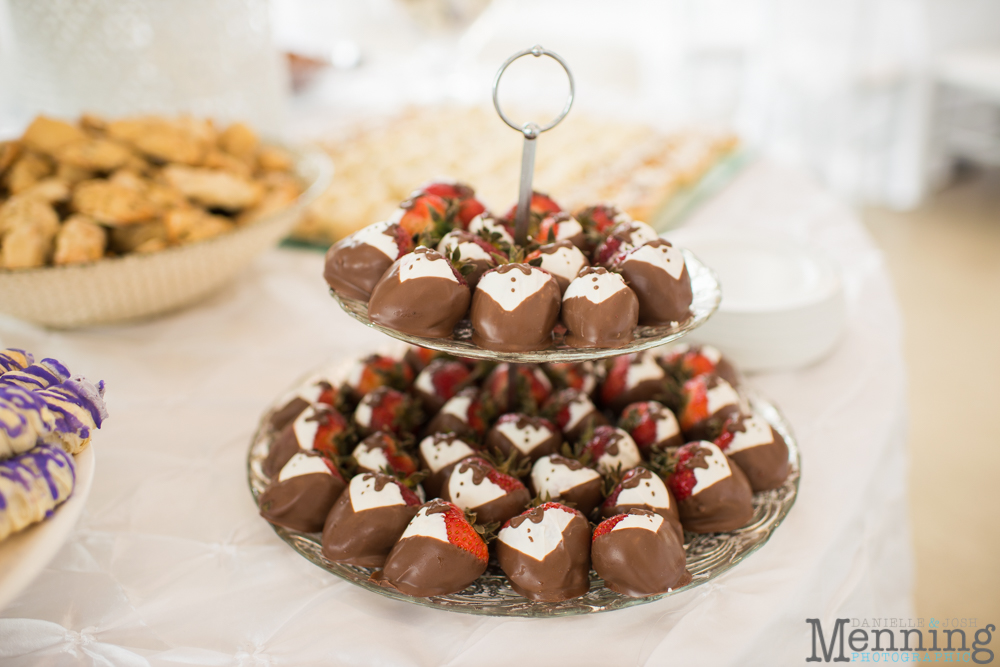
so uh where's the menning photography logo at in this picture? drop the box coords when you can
[806,618,995,663]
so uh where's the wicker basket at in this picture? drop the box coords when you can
[0,150,332,328]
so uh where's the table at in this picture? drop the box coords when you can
[0,161,914,666]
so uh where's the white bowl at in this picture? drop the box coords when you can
[0,149,332,328]
[666,229,846,372]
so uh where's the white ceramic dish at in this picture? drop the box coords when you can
[0,445,95,611]
[664,229,846,372]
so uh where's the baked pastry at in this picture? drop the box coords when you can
[321,471,422,567]
[529,454,603,516]
[616,239,692,326]
[259,451,347,533]
[561,267,639,348]
[496,502,592,601]
[0,443,76,541]
[470,264,561,352]
[714,413,789,492]
[368,247,471,338]
[665,442,754,534]
[591,508,691,597]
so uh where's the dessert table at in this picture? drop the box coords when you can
[0,161,914,666]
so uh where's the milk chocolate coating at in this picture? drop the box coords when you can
[485,414,561,464]
[368,248,471,338]
[263,423,300,478]
[321,474,419,567]
[497,506,592,602]
[683,403,741,442]
[470,264,561,352]
[532,454,604,517]
[259,470,346,533]
[618,239,693,326]
[715,358,741,388]
[600,469,683,542]
[677,456,755,533]
[324,231,399,302]
[592,508,691,597]
[423,410,474,442]
[561,268,639,349]
[440,459,530,525]
[269,396,309,432]
[417,433,478,498]
[373,534,487,597]
[728,427,789,492]
[534,241,588,293]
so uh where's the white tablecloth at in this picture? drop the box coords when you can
[0,162,914,666]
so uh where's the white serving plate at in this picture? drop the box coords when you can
[665,229,846,372]
[0,446,95,611]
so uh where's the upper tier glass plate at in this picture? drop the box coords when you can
[331,248,721,363]
[247,386,800,618]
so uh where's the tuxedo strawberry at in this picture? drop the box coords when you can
[501,191,562,227]
[391,191,449,237]
[412,358,472,414]
[666,441,754,534]
[259,452,347,533]
[344,353,414,401]
[324,221,414,301]
[368,247,471,338]
[599,352,668,413]
[678,374,742,441]
[617,239,693,326]
[440,456,531,525]
[530,454,603,517]
[592,235,630,268]
[423,387,493,441]
[471,264,561,352]
[351,431,419,477]
[542,361,600,396]
[437,230,502,287]
[543,388,607,442]
[269,377,344,432]
[600,467,683,541]
[419,180,486,228]
[525,241,589,293]
[591,508,691,597]
[264,404,354,478]
[581,426,642,476]
[575,203,629,236]
[659,343,740,387]
[482,363,552,414]
[714,413,789,492]
[468,213,515,248]
[321,471,422,567]
[497,502,592,601]
[533,212,587,251]
[592,219,658,267]
[372,499,488,597]
[484,413,561,464]
[354,386,422,437]
[561,267,639,348]
[417,433,479,498]
[403,345,447,373]
[618,401,682,454]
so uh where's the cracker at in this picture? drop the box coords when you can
[162,165,261,210]
[53,215,107,265]
[20,116,86,156]
[72,179,159,225]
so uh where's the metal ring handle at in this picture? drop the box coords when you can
[492,45,575,138]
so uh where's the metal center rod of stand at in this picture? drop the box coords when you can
[513,124,539,246]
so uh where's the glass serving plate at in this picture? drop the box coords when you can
[330,249,721,363]
[247,385,800,618]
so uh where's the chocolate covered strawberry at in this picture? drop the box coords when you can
[618,400,683,454]
[501,190,562,228]
[417,432,479,498]
[525,241,589,293]
[264,404,354,477]
[665,441,754,534]
[497,502,592,602]
[354,386,422,437]
[351,431,419,477]
[373,499,488,597]
[419,179,486,228]
[600,467,683,541]
[368,246,472,338]
[471,264,561,352]
[321,471,422,567]
[678,374,742,441]
[561,267,639,349]
[259,452,347,533]
[269,377,344,432]
[412,358,472,414]
[598,352,668,413]
[543,388,607,442]
[440,456,531,525]
[403,345,447,373]
[344,353,414,401]
[485,413,561,464]
[482,363,552,414]
[437,229,502,287]
[533,212,587,251]
[468,213,515,248]
[591,508,691,597]
[581,425,642,476]
[591,219,658,267]
[530,454,603,517]
[324,221,414,301]
[714,412,789,492]
[617,239,692,326]
[390,191,449,238]
[423,387,493,441]
[659,343,740,387]
[575,203,629,236]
